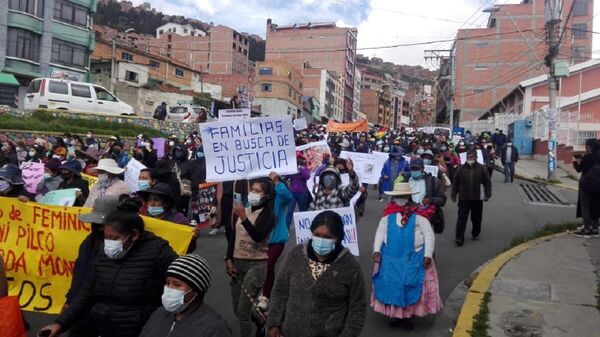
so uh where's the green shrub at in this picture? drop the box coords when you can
[0,111,160,137]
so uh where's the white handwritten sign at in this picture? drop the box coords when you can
[39,188,79,206]
[424,164,439,177]
[293,207,359,256]
[124,158,146,192]
[293,117,308,130]
[339,151,388,184]
[199,116,297,182]
[20,162,44,194]
[219,108,251,120]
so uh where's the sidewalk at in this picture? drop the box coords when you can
[455,234,600,337]
[499,159,579,191]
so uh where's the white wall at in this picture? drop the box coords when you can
[117,62,149,87]
[254,98,297,117]
[190,80,222,99]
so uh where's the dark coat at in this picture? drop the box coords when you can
[451,162,492,201]
[65,231,103,303]
[139,302,232,337]
[55,231,178,337]
[267,244,366,337]
[500,145,519,163]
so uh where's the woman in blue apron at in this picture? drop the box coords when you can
[371,182,442,330]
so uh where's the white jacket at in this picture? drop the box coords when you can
[373,213,435,258]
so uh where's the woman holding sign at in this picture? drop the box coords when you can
[371,183,442,330]
[267,210,367,337]
[226,178,275,337]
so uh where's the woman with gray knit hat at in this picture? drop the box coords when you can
[140,254,232,337]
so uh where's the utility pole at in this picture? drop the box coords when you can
[110,38,116,93]
[544,0,562,180]
[424,49,453,127]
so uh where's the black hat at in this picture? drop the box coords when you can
[59,160,83,176]
[138,183,174,202]
[0,164,25,185]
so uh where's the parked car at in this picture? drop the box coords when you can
[24,78,135,116]
[166,104,202,123]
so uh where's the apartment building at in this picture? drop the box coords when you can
[444,0,594,123]
[265,19,358,121]
[253,59,303,117]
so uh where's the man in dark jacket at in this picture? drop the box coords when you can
[451,149,492,246]
[154,102,167,120]
[500,139,519,183]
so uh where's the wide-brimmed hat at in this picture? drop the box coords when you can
[91,159,125,174]
[76,147,99,161]
[79,196,120,224]
[45,158,62,172]
[384,182,418,196]
[137,183,174,202]
[0,164,25,185]
[422,149,434,158]
[59,160,83,176]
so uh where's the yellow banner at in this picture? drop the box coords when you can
[0,197,193,314]
[81,173,98,190]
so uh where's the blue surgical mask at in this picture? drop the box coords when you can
[423,159,433,165]
[147,206,164,216]
[311,236,336,256]
[410,171,423,180]
[43,173,53,180]
[138,180,151,191]
[196,151,204,159]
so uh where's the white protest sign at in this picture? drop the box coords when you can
[293,117,308,130]
[218,108,251,120]
[451,135,463,145]
[20,162,44,194]
[293,207,359,256]
[40,188,79,206]
[459,149,485,165]
[424,164,439,177]
[200,116,297,182]
[349,191,362,208]
[339,151,388,185]
[124,158,146,192]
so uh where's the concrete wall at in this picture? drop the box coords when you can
[254,97,296,117]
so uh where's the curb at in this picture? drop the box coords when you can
[494,164,578,192]
[451,232,568,337]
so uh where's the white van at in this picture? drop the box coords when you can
[24,78,135,116]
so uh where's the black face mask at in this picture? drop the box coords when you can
[60,173,72,181]
[134,153,144,160]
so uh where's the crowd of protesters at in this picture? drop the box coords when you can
[0,121,597,337]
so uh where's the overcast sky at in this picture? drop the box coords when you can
[128,0,600,68]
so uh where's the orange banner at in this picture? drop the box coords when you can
[326,119,368,133]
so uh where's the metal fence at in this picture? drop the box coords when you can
[461,110,600,151]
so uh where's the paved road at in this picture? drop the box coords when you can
[25,172,579,337]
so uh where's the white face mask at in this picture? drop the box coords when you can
[467,160,476,166]
[103,237,129,260]
[161,286,195,313]
[28,150,36,157]
[97,173,109,183]
[247,192,263,207]
[169,141,175,147]
[394,198,408,206]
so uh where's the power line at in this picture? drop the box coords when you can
[460,64,540,98]
[331,0,467,24]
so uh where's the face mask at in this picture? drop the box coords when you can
[322,175,337,189]
[394,197,408,206]
[29,150,36,157]
[467,160,476,166]
[311,236,336,256]
[196,151,205,159]
[162,286,194,313]
[97,173,109,183]
[44,173,54,180]
[0,180,11,192]
[140,141,147,147]
[247,192,263,207]
[138,180,151,191]
[410,171,423,180]
[134,153,143,160]
[507,143,512,146]
[87,134,93,139]
[383,146,390,152]
[148,206,165,216]
[423,159,432,165]
[169,141,175,147]
[62,138,69,144]
[52,155,62,159]
[417,149,425,155]
[440,147,447,151]
[104,237,129,260]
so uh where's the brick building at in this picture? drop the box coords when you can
[265,19,358,121]
[301,67,344,122]
[443,0,594,123]
[253,59,303,117]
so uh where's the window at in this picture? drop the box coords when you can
[474,65,487,70]
[71,84,91,98]
[572,46,587,61]
[159,29,164,34]
[51,38,88,68]
[288,87,292,97]
[243,49,247,56]
[175,67,184,77]
[572,23,587,39]
[54,0,88,27]
[233,42,237,50]
[6,28,41,62]
[472,88,485,94]
[149,60,160,69]
[48,81,69,95]
[573,0,588,16]
[259,67,273,75]
[261,83,272,92]
[183,28,188,33]
[121,52,133,62]
[27,80,41,94]
[94,87,117,101]
[125,70,138,83]
[238,47,242,53]
[9,0,44,17]
[475,42,489,48]
[287,107,292,115]
[287,71,292,80]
